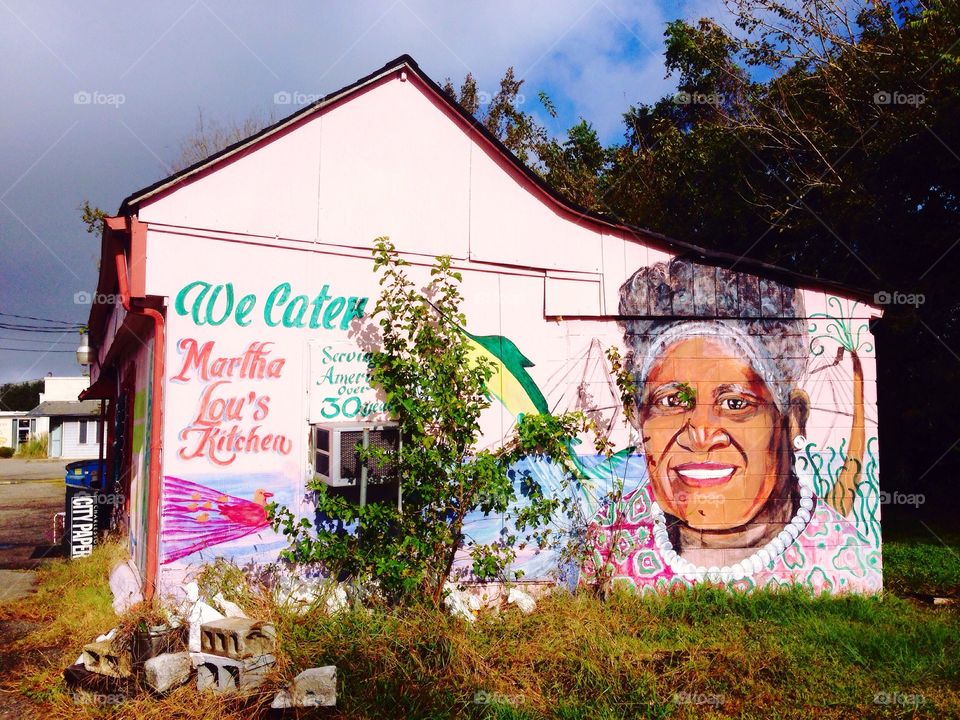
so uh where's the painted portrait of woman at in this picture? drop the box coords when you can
[582,258,881,592]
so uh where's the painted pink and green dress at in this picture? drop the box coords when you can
[579,480,882,594]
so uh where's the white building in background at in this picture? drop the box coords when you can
[23,376,101,459]
[0,410,29,450]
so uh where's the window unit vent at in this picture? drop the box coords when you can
[313,422,400,488]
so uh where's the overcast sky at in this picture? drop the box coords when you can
[0,0,725,385]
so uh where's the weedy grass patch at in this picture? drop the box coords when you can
[14,433,48,459]
[883,534,960,599]
[282,586,959,719]
[1,535,959,719]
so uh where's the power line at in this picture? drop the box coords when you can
[0,323,83,334]
[0,318,83,327]
[0,310,85,325]
[0,335,78,346]
[0,346,76,353]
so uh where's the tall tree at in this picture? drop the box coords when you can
[543,120,608,211]
[171,108,278,173]
[600,0,960,514]
[444,2,959,516]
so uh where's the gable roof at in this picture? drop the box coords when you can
[117,54,875,305]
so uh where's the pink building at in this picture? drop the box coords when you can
[85,56,882,599]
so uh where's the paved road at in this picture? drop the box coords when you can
[0,457,78,481]
[0,460,77,720]
[0,459,72,573]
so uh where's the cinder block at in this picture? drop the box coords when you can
[63,662,132,704]
[193,651,274,693]
[144,652,192,693]
[271,666,337,708]
[200,617,275,659]
[81,640,132,678]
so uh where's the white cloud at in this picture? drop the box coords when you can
[0,0,736,382]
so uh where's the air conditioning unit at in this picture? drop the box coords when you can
[313,422,400,488]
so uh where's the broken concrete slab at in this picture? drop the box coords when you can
[81,639,132,678]
[211,592,248,618]
[271,666,337,708]
[109,560,143,614]
[444,583,481,622]
[193,651,275,693]
[909,592,959,606]
[144,652,192,693]
[507,587,536,614]
[325,585,349,615]
[200,617,275,659]
[188,600,225,652]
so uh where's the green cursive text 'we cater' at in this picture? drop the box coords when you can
[175,280,368,330]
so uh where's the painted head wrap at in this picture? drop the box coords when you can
[618,258,808,412]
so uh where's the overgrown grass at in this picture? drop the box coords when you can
[15,433,48,458]
[0,540,283,720]
[884,533,960,598]
[274,587,959,719]
[0,536,124,713]
[2,536,959,719]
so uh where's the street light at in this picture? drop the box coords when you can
[76,329,93,373]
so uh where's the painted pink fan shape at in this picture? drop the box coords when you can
[161,475,274,564]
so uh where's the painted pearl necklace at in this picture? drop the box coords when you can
[650,474,815,584]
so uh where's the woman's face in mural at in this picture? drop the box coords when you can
[640,336,792,530]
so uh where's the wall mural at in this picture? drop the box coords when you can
[161,474,278,564]
[159,278,369,569]
[157,262,879,593]
[159,335,296,565]
[461,258,881,594]
[128,343,153,576]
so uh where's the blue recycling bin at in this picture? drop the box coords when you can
[64,460,108,559]
[65,459,105,489]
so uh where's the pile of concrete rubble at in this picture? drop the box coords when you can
[64,562,337,710]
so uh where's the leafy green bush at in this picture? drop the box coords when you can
[272,238,591,606]
[0,446,13,458]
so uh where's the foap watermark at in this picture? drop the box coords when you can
[273,90,323,106]
[874,691,925,708]
[674,490,726,506]
[878,491,924,508]
[673,691,723,707]
[873,290,924,308]
[674,91,721,106]
[474,690,524,706]
[78,492,125,507]
[477,90,525,106]
[72,690,127,706]
[873,90,925,107]
[73,90,125,108]
[74,291,121,306]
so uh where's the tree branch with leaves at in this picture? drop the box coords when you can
[271,238,591,607]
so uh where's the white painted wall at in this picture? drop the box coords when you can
[39,376,90,402]
[0,412,25,448]
[53,418,100,459]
